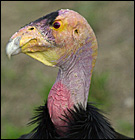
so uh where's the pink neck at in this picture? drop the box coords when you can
[47,80,73,134]
[47,39,96,134]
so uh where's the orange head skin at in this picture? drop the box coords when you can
[52,9,97,67]
[7,9,97,67]
[6,9,98,135]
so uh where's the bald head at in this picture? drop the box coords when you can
[6,9,97,68]
[6,9,98,134]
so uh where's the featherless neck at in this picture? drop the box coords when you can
[56,41,94,109]
[47,39,97,133]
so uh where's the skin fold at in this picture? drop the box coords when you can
[6,9,133,139]
[6,9,97,134]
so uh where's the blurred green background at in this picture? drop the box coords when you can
[1,1,134,139]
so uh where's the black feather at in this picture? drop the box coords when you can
[21,10,59,29]
[32,10,59,25]
[61,103,116,139]
[19,102,133,139]
[19,103,59,139]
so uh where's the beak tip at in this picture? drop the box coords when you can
[7,54,11,59]
[6,36,21,59]
[6,44,11,59]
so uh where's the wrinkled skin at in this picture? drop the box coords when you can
[6,9,98,134]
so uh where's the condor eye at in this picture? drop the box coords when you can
[53,21,61,29]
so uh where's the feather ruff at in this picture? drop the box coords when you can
[19,102,131,139]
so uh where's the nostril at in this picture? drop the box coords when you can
[29,27,34,30]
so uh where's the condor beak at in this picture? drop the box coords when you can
[6,36,22,59]
[6,26,52,58]
[6,25,57,67]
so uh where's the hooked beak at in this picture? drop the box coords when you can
[6,36,22,59]
[6,25,57,67]
[6,26,52,58]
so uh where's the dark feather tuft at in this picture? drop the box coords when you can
[19,103,59,139]
[19,102,132,139]
[61,103,116,139]
[31,11,59,25]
